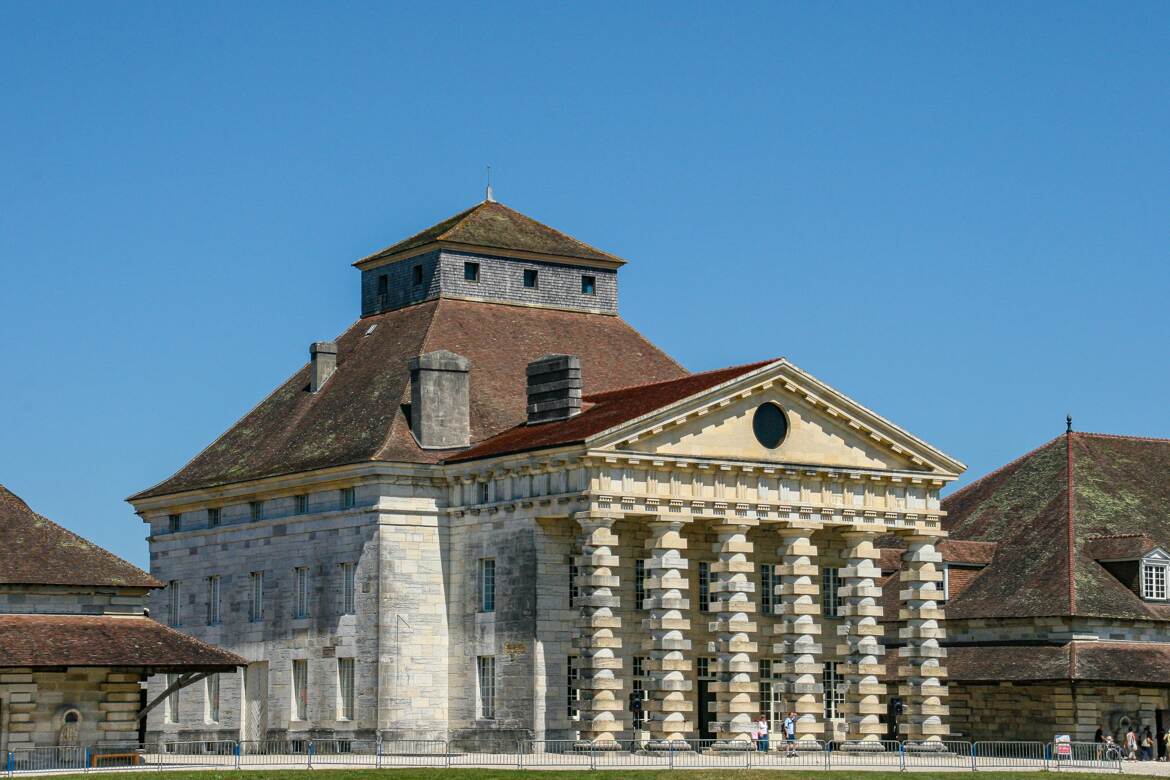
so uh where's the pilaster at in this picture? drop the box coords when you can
[709,521,759,743]
[572,513,625,743]
[836,528,887,741]
[641,518,694,743]
[898,533,949,742]
[773,522,824,740]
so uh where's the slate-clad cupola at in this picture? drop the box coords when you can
[354,200,623,317]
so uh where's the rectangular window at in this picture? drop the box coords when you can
[632,656,648,729]
[823,663,846,719]
[294,567,310,619]
[165,673,179,723]
[822,568,842,618]
[168,513,182,532]
[249,572,264,622]
[477,656,495,719]
[1143,562,1168,601]
[412,264,423,285]
[759,563,775,616]
[523,269,538,288]
[207,507,220,528]
[338,658,355,721]
[696,656,714,680]
[295,494,308,514]
[569,561,579,608]
[168,580,182,627]
[759,659,785,733]
[292,660,308,721]
[478,481,490,504]
[206,575,221,626]
[698,561,711,613]
[464,262,480,282]
[941,565,949,605]
[205,674,220,723]
[377,274,388,295]
[567,656,580,720]
[341,562,357,615]
[340,487,355,510]
[581,275,596,295]
[479,558,496,613]
[250,501,264,522]
[634,559,646,610]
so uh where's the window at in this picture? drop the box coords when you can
[340,487,355,510]
[1143,561,1168,601]
[412,264,423,285]
[759,563,775,616]
[341,562,357,615]
[205,675,220,723]
[207,507,221,528]
[823,663,846,719]
[567,656,580,720]
[696,656,715,680]
[698,561,712,612]
[338,658,355,720]
[206,576,221,626]
[569,562,580,608]
[377,274,388,295]
[464,262,480,282]
[581,275,596,295]
[822,568,842,618]
[523,269,538,288]
[760,659,786,733]
[631,656,648,729]
[477,481,490,504]
[479,558,496,613]
[294,567,310,619]
[250,501,264,522]
[941,565,949,605]
[165,674,180,723]
[168,580,182,627]
[295,494,308,514]
[168,514,182,533]
[476,656,495,719]
[635,559,647,610]
[249,572,264,622]
[292,660,308,721]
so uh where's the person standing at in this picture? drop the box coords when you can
[755,714,770,752]
[783,711,798,758]
[1125,726,1139,760]
[1094,726,1104,760]
[1141,727,1154,761]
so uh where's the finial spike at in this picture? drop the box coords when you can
[485,165,495,202]
[1066,414,1073,434]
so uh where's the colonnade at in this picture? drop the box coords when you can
[571,512,948,745]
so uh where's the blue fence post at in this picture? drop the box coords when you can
[6,751,13,778]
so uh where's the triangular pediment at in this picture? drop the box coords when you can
[588,360,964,477]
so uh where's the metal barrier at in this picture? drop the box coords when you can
[902,739,974,770]
[973,740,1047,770]
[671,738,752,768]
[827,739,904,769]
[153,739,237,770]
[1049,741,1123,773]
[520,739,595,769]
[304,738,378,768]
[236,738,310,768]
[749,738,827,768]
[593,739,672,769]
[7,746,86,775]
[376,739,448,768]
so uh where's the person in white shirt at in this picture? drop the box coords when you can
[755,714,769,752]
[783,711,798,757]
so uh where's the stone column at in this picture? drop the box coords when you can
[572,513,625,744]
[898,534,949,742]
[709,520,758,744]
[836,529,887,742]
[773,523,823,741]
[641,518,693,744]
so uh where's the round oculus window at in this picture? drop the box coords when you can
[752,403,789,449]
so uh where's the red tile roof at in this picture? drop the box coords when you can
[0,614,243,669]
[0,485,161,588]
[1083,533,1160,561]
[133,298,686,498]
[947,641,1170,686]
[447,360,778,462]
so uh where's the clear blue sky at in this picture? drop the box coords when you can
[2,3,1168,567]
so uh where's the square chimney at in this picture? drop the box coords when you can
[526,354,581,424]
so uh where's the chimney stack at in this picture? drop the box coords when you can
[526,354,582,424]
[310,342,338,392]
[410,350,471,449]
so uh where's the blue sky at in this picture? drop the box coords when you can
[2,2,1168,567]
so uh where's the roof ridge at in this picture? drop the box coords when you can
[481,202,622,262]
[1066,430,1077,616]
[433,201,489,242]
[1084,532,1153,540]
[1073,431,1170,445]
[585,358,780,401]
[943,434,1065,505]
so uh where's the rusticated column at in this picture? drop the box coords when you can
[773,523,824,740]
[709,520,759,744]
[836,529,887,741]
[641,518,694,744]
[572,513,624,743]
[898,534,949,742]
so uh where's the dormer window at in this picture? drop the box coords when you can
[465,262,480,282]
[1142,554,1169,601]
[412,265,423,285]
[523,269,538,288]
[581,275,596,295]
[377,274,388,296]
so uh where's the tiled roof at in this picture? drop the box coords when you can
[0,485,161,588]
[1083,533,1160,561]
[447,360,777,463]
[133,298,685,498]
[356,201,625,267]
[0,614,244,669]
[940,539,998,565]
[947,642,1170,686]
[941,432,1170,621]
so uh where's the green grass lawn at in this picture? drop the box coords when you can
[45,771,1126,780]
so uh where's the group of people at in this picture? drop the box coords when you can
[1095,725,1162,761]
[750,711,800,756]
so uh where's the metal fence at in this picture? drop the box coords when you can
[3,737,1127,774]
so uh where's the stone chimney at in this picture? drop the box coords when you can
[526,354,582,424]
[410,350,471,449]
[310,342,338,392]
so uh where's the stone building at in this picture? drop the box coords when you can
[0,485,241,755]
[129,197,965,748]
[880,428,1170,748]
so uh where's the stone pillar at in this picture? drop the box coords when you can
[573,513,625,743]
[709,520,758,744]
[100,670,145,743]
[773,523,823,741]
[641,518,693,744]
[898,534,949,742]
[836,529,887,742]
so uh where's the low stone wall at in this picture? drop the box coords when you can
[0,666,142,750]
